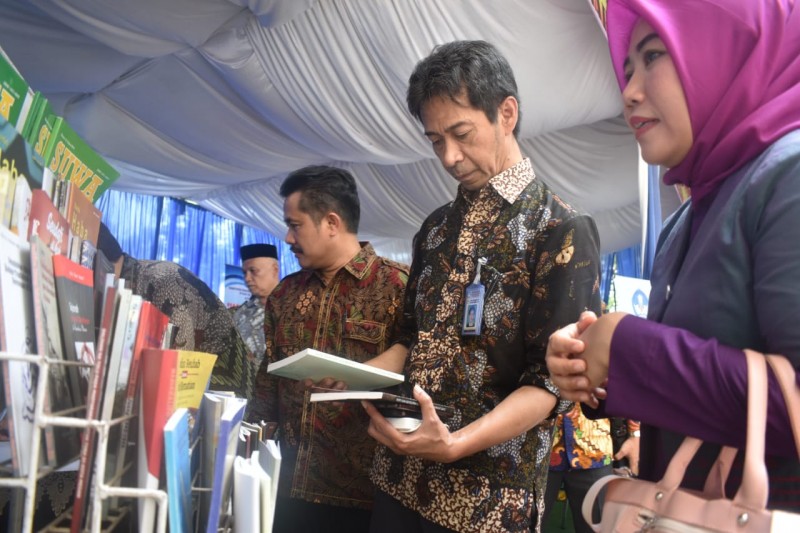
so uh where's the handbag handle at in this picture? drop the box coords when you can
[660,350,776,510]
[701,354,800,499]
[732,349,770,510]
[766,355,800,458]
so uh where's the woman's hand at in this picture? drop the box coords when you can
[546,311,599,403]
[547,312,627,407]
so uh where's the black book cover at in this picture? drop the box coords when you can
[52,254,95,408]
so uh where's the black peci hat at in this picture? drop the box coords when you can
[240,243,278,261]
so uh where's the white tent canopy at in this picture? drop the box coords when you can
[0,0,656,263]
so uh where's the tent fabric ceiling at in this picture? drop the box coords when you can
[0,0,641,262]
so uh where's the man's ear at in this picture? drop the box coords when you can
[324,211,342,236]
[498,96,518,134]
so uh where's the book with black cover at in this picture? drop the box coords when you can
[309,390,455,420]
[92,249,116,339]
[52,253,95,407]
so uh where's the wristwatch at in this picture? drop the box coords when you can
[630,430,641,438]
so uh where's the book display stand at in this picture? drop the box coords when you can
[0,351,168,533]
[0,47,242,533]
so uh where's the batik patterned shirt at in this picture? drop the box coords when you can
[370,158,602,532]
[121,256,252,397]
[247,243,408,509]
[550,404,613,471]
[233,295,266,377]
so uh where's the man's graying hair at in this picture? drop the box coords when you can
[407,40,521,137]
[280,165,360,233]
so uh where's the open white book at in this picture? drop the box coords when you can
[267,348,403,390]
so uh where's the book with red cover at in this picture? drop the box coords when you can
[52,253,94,407]
[138,348,217,532]
[29,234,81,466]
[27,188,71,256]
[69,280,117,533]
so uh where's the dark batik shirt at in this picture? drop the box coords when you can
[121,255,252,397]
[371,158,602,532]
[247,243,408,509]
[233,295,266,378]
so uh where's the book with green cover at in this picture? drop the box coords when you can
[0,50,33,132]
[26,93,56,167]
[42,117,119,202]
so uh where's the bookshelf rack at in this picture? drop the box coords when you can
[0,351,168,533]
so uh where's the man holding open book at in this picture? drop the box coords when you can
[247,165,408,532]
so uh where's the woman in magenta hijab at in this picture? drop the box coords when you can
[547,0,800,509]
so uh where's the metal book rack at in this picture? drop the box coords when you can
[0,351,168,533]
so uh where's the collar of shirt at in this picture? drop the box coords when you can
[307,242,378,285]
[458,158,536,206]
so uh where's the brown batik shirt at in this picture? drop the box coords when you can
[247,243,408,509]
[370,158,602,532]
[121,256,253,397]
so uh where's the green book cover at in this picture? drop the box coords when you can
[43,116,119,202]
[0,51,32,132]
[25,92,56,168]
[21,90,40,142]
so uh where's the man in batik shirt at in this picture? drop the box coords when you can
[247,165,408,533]
[362,41,602,533]
[543,406,640,533]
[97,223,252,398]
[233,243,280,370]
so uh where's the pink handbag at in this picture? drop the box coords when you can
[581,351,800,532]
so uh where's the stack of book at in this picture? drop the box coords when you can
[0,44,293,532]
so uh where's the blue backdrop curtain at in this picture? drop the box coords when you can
[600,163,664,305]
[642,164,662,279]
[600,244,643,306]
[96,189,300,299]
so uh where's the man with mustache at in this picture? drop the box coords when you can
[247,165,409,532]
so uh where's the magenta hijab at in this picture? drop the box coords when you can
[606,0,800,207]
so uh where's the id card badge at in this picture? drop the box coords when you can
[462,258,486,336]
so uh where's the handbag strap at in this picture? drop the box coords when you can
[732,349,770,510]
[766,354,800,458]
[702,445,737,498]
[660,350,770,508]
[703,354,800,499]
[660,436,703,491]
[581,474,631,529]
